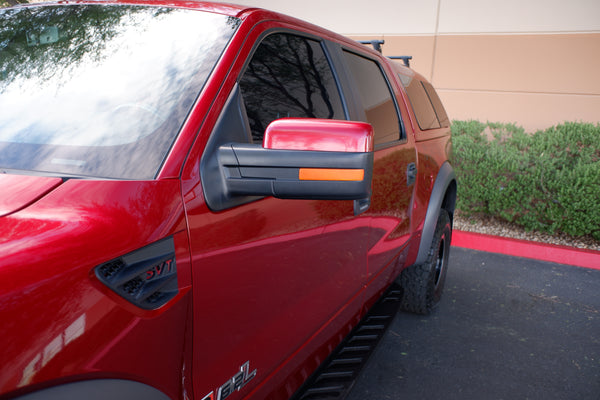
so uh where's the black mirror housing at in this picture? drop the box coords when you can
[203,118,374,212]
[219,143,373,200]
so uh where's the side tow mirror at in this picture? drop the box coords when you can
[218,119,373,215]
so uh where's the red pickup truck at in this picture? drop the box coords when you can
[0,2,456,399]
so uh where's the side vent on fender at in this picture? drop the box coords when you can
[95,237,178,310]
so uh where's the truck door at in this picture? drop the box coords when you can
[339,50,418,301]
[183,31,370,399]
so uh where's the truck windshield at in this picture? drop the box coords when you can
[0,5,239,179]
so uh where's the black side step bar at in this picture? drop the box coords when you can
[291,284,403,400]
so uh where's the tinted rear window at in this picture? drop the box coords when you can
[400,74,449,131]
[403,78,440,130]
[422,81,449,127]
[342,51,402,145]
[0,5,239,179]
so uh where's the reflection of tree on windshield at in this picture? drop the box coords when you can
[240,34,345,142]
[0,1,27,8]
[0,6,173,90]
[0,5,240,179]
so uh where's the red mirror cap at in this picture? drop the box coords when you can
[263,118,374,153]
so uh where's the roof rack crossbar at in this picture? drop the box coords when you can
[357,40,413,67]
[358,40,384,53]
[388,56,412,67]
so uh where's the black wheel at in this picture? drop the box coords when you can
[399,209,452,314]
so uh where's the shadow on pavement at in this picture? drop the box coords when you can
[348,247,600,400]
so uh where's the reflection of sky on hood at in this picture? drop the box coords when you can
[0,8,231,146]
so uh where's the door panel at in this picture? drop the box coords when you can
[366,144,416,290]
[339,49,417,294]
[185,197,368,398]
[186,29,371,395]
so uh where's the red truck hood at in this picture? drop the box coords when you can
[0,174,63,217]
[0,176,187,272]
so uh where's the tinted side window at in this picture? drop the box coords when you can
[342,51,402,145]
[403,78,441,131]
[239,33,345,143]
[422,81,450,128]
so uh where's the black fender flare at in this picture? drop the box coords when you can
[415,161,457,265]
[10,379,171,400]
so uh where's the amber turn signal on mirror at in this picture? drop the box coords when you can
[298,168,365,182]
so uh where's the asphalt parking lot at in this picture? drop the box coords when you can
[347,247,600,400]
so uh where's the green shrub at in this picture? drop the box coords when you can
[451,121,600,240]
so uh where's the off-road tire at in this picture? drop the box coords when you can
[399,209,452,315]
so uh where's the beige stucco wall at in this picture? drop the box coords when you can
[215,0,600,131]
[373,32,600,131]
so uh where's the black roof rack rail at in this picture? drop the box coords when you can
[357,39,412,67]
[388,56,412,67]
[358,39,385,53]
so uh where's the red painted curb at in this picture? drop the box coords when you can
[452,230,600,270]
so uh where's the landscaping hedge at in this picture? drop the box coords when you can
[451,120,600,240]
